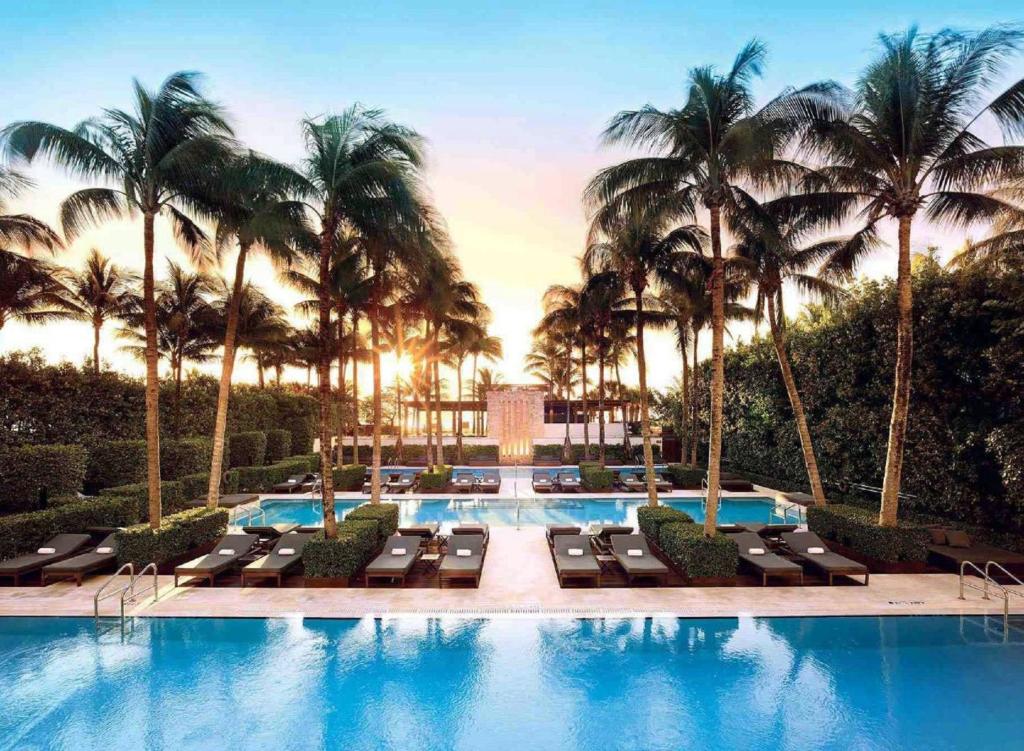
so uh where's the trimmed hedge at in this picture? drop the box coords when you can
[236,458,314,493]
[178,470,241,501]
[418,465,452,491]
[301,519,379,578]
[659,522,738,578]
[99,480,186,522]
[0,495,136,560]
[532,442,662,465]
[665,464,705,489]
[446,444,499,463]
[0,443,87,514]
[637,505,694,542]
[807,503,930,563]
[344,503,400,542]
[333,464,367,492]
[85,439,147,491]
[265,429,292,463]
[580,463,614,491]
[160,437,212,480]
[115,507,229,568]
[228,431,267,468]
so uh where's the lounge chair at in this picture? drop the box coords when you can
[609,534,670,585]
[0,534,92,586]
[556,471,581,493]
[241,523,300,542]
[271,473,318,494]
[452,471,476,493]
[40,534,120,586]
[546,524,582,545]
[532,471,555,493]
[720,472,755,492]
[926,529,1024,572]
[174,533,259,586]
[241,532,315,587]
[365,534,422,586]
[398,523,440,547]
[619,472,644,493]
[451,524,489,547]
[743,523,799,541]
[552,534,601,587]
[439,534,485,587]
[782,531,869,585]
[589,525,634,553]
[643,473,673,493]
[479,470,501,494]
[386,472,416,494]
[727,531,804,586]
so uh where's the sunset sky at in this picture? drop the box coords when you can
[2,1,1020,393]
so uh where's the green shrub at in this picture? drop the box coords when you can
[333,464,367,492]
[637,505,694,541]
[160,437,212,480]
[115,507,229,569]
[417,465,452,491]
[178,470,238,501]
[0,443,88,514]
[665,464,705,489]
[445,444,499,463]
[807,504,930,562]
[0,495,135,560]
[344,503,400,542]
[580,464,614,491]
[99,480,186,522]
[84,439,147,491]
[659,522,738,578]
[301,519,379,578]
[264,429,292,463]
[531,442,659,465]
[235,458,313,493]
[228,431,267,468]
[297,453,322,471]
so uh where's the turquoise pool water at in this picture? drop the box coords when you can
[252,496,797,529]
[1,616,1021,750]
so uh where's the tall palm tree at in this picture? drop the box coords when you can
[289,106,425,522]
[467,329,502,435]
[473,366,503,433]
[580,265,627,464]
[3,72,236,527]
[0,250,74,333]
[583,208,703,505]
[63,249,139,373]
[795,26,1024,525]
[527,328,578,459]
[604,317,634,454]
[587,41,806,528]
[444,314,490,462]
[0,166,63,254]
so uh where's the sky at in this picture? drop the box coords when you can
[2,1,1021,393]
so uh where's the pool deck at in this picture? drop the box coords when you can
[1,526,1021,621]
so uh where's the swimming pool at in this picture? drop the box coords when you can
[1,615,1021,750]
[249,496,799,529]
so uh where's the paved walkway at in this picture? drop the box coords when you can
[1,527,1021,620]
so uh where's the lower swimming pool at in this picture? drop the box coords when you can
[251,496,798,529]
[1,615,1021,750]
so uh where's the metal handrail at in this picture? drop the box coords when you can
[94,563,133,619]
[984,561,1024,597]
[959,560,1013,639]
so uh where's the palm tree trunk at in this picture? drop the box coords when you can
[635,291,658,507]
[369,300,383,504]
[423,324,434,467]
[597,343,606,465]
[471,354,479,435]
[336,310,346,466]
[563,366,572,463]
[141,212,162,528]
[433,352,443,466]
[880,215,914,526]
[394,303,404,455]
[767,292,827,505]
[680,327,690,466]
[256,354,265,389]
[455,357,464,463]
[317,230,337,538]
[206,242,248,508]
[690,330,699,465]
[704,205,725,535]
[351,311,360,466]
[92,317,102,374]
[581,343,590,461]
[615,360,630,454]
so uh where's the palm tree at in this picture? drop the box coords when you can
[289,106,425,523]
[604,317,635,454]
[527,329,578,459]
[583,208,703,506]
[795,27,1024,525]
[3,72,236,527]
[467,330,502,435]
[473,366,503,433]
[63,249,139,373]
[587,41,805,527]
[444,314,490,462]
[0,250,75,333]
[0,166,63,254]
[580,264,627,464]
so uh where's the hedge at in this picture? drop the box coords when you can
[228,431,267,468]
[264,429,292,463]
[637,505,694,542]
[85,439,147,491]
[236,458,314,493]
[445,444,499,463]
[333,464,367,492]
[0,495,135,560]
[178,470,240,501]
[0,443,88,514]
[807,504,930,563]
[99,480,186,522]
[301,519,379,578]
[160,437,213,480]
[115,507,229,569]
[418,466,452,491]
[665,464,705,489]
[344,503,400,542]
[532,442,662,465]
[659,522,738,578]
[580,464,614,491]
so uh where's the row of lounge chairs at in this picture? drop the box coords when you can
[0,533,113,586]
[720,524,869,586]
[547,524,671,586]
[365,523,490,587]
[361,470,501,494]
[531,469,673,493]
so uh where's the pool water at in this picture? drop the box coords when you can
[1,616,1022,750]
[254,496,797,529]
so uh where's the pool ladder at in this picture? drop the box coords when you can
[958,561,1024,641]
[94,562,160,635]
[233,504,267,529]
[700,478,722,515]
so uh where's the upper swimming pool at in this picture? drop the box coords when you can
[1,615,1021,750]
[249,496,799,529]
